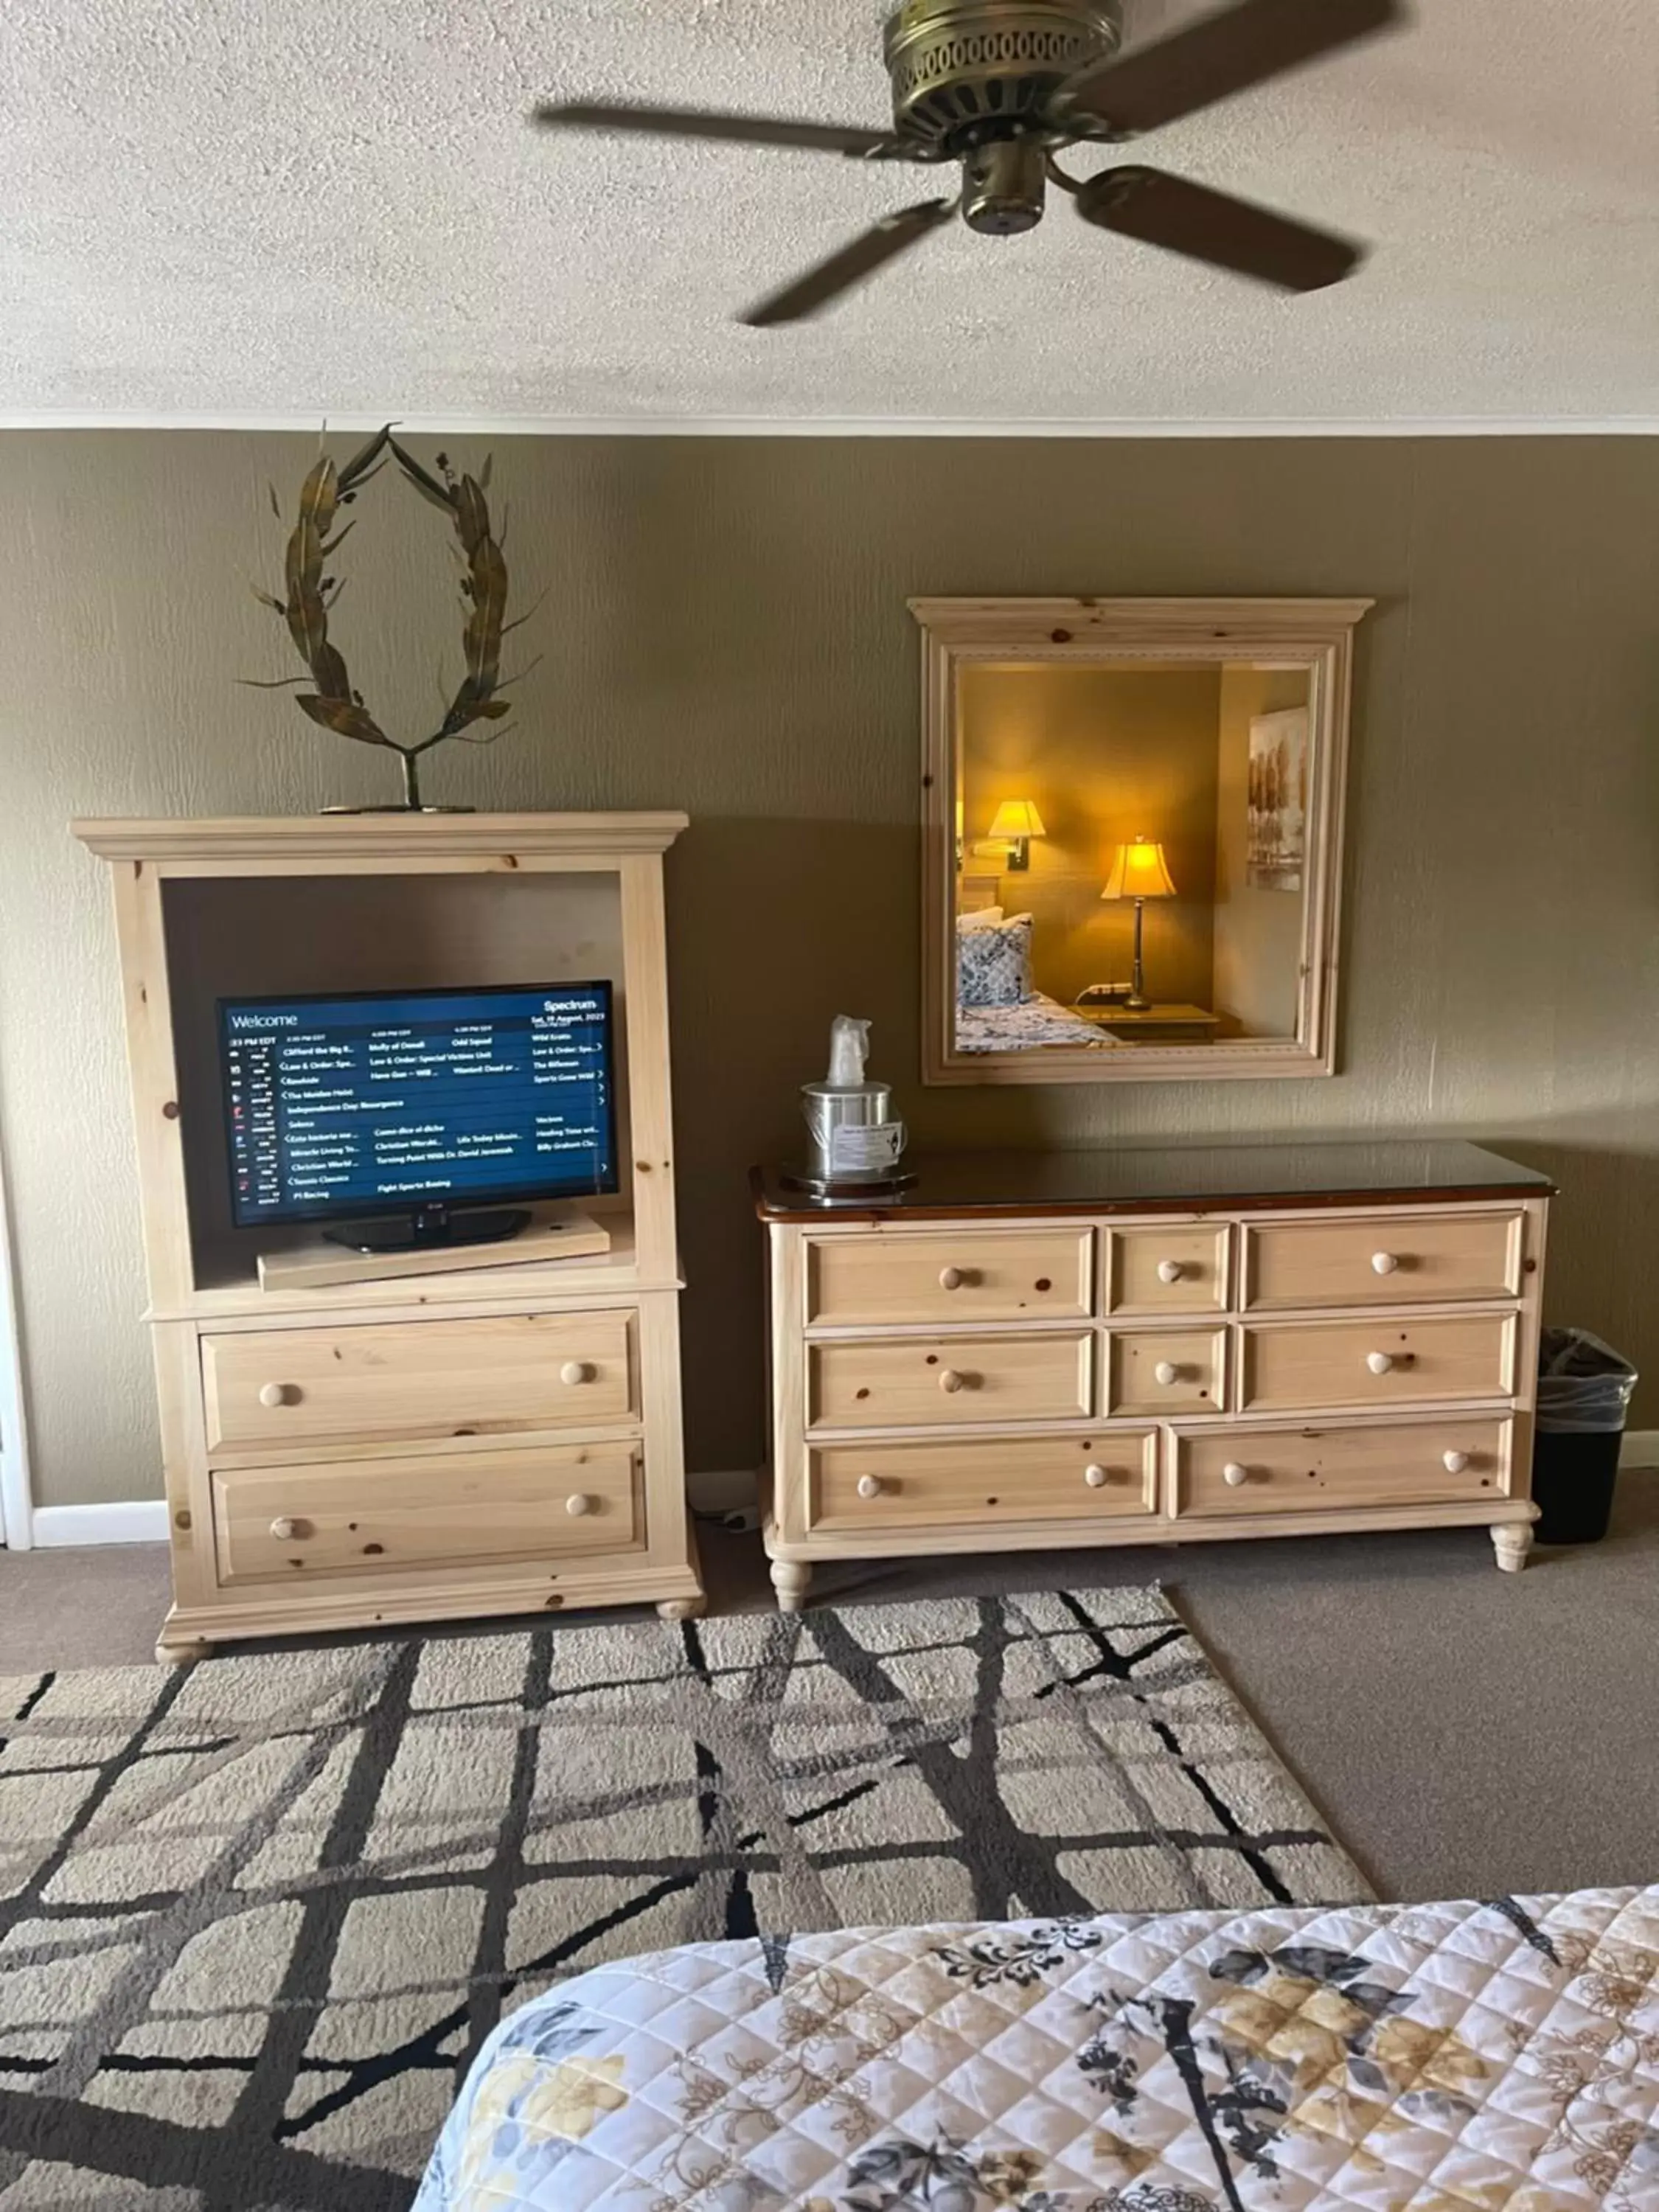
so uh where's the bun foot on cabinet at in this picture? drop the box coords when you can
[156,1632,212,1666]
[770,1559,813,1614]
[656,1592,708,1622]
[1491,1523,1535,1574]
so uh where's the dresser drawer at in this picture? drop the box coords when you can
[1242,1212,1524,1310]
[807,1432,1158,1534]
[212,1441,640,1585]
[1174,1416,1513,1517]
[1107,1225,1229,1315]
[808,1333,1092,1430]
[1107,1329,1227,1417]
[201,1311,635,1453]
[1240,1313,1516,1413]
[804,1229,1093,1327]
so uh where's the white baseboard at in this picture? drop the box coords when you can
[30,1500,170,1547]
[689,1455,1659,1501]
[24,1482,762,1545]
[17,1447,1647,1551]
[686,1467,759,1515]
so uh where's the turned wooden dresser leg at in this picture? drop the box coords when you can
[1492,1523,1534,1574]
[656,1591,708,1623]
[770,1559,812,1614]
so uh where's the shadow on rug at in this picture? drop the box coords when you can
[0,1585,1370,2208]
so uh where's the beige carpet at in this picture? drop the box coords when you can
[4,1478,1655,1902]
[0,1587,1366,2208]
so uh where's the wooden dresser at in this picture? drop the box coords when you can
[754,1142,1554,1609]
[74,813,705,1660]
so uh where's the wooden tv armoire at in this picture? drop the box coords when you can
[74,813,704,1661]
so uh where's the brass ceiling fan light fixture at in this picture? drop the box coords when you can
[534,0,1411,324]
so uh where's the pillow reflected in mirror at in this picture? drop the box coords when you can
[957,912,1032,1008]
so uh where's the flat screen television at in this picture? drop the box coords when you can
[217,981,619,1252]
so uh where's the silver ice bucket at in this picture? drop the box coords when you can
[801,1081,908,1186]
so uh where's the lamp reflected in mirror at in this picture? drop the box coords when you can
[984,797,1046,871]
[1100,835,1177,1009]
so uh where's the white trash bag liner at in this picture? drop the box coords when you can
[1536,1327,1637,1435]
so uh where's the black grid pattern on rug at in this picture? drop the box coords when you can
[0,1587,1370,2208]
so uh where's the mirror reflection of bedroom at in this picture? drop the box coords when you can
[954,659,1314,1056]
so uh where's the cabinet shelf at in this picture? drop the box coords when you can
[158,1217,681,1324]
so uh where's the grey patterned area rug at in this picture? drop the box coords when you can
[0,1586,1369,2209]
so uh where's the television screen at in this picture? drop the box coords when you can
[218,982,619,1230]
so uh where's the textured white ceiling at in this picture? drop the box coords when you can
[2,0,1656,427]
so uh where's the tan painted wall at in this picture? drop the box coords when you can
[1,433,1656,1507]
[1214,665,1312,1038]
[960,664,1222,1009]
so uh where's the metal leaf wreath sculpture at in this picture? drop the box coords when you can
[248,426,535,810]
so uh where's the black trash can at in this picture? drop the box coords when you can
[1531,1329,1638,1544]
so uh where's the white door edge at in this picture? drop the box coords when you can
[0,1144,33,1551]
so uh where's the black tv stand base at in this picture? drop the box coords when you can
[323,1203,532,1256]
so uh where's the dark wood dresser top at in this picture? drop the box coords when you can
[751,1140,1554,1224]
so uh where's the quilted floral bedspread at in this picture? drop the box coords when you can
[954,992,1115,1053]
[414,1887,1659,2212]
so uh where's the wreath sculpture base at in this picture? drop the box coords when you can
[321,800,476,816]
[249,428,529,814]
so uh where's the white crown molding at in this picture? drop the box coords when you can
[1,414,1658,439]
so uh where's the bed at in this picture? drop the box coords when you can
[953,904,1113,1054]
[956,989,1116,1053]
[416,1885,1659,2210]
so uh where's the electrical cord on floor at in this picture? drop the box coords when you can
[692,1506,763,1534]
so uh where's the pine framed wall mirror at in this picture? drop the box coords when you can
[915,597,1373,1088]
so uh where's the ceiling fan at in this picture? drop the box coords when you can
[534,0,1409,326]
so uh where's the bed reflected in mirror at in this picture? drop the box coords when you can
[917,599,1370,1086]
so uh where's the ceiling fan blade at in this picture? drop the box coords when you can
[1077,164,1363,290]
[1056,0,1407,136]
[533,101,900,159]
[740,199,955,327]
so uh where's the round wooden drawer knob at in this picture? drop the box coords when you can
[1443,1450,1471,1474]
[560,1360,594,1386]
[939,1267,964,1290]
[565,1492,597,1517]
[1154,1360,1181,1387]
[938,1368,967,1394]
[1083,1464,1111,1489]
[1371,1252,1400,1275]
[856,1475,886,1500]
[268,1515,304,1540]
[1222,1463,1250,1488]
[258,1382,298,1409]
[1366,1351,1395,1375]
[1157,1259,1186,1284]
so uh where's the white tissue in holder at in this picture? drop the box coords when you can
[801,1017,907,1183]
[826,1015,870,1088]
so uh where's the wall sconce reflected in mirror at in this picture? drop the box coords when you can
[1101,835,1177,1009]
[984,798,1046,871]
